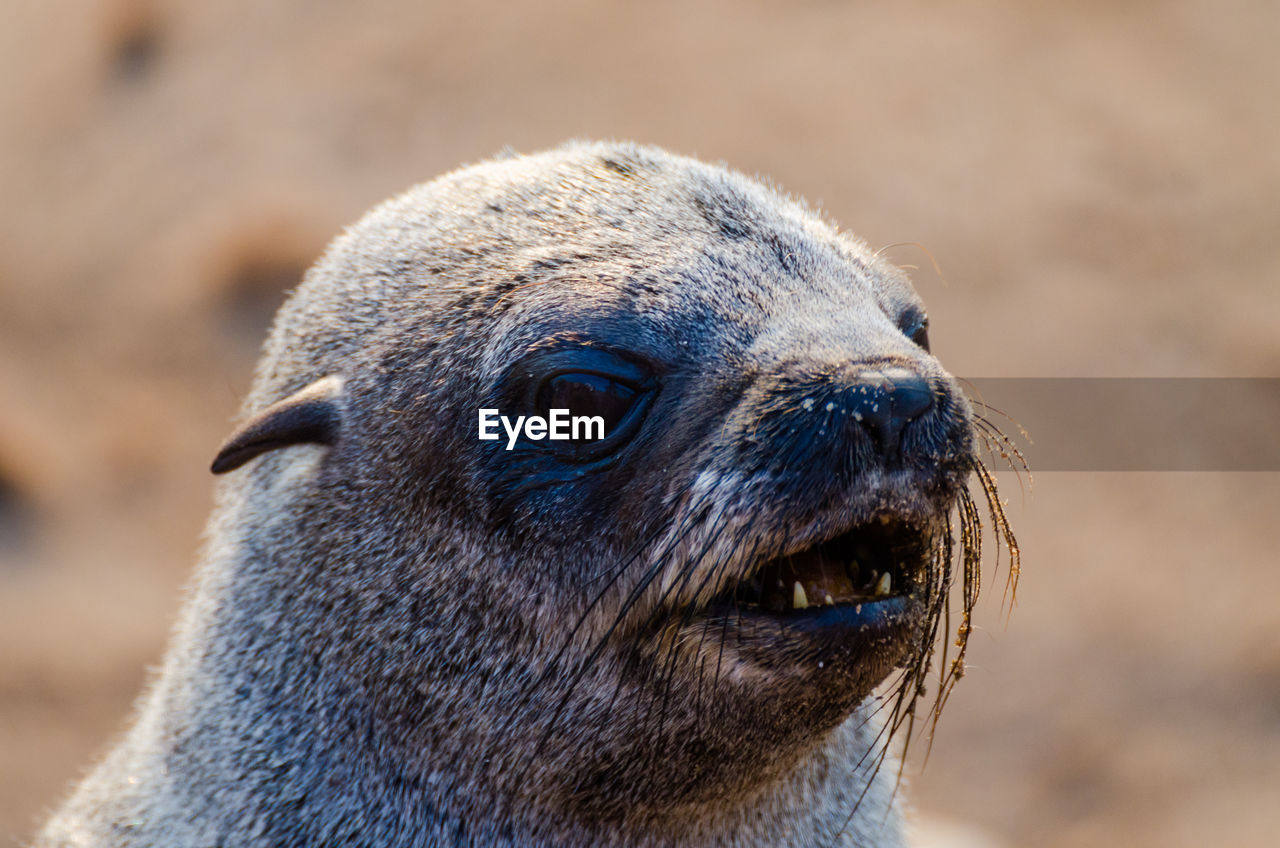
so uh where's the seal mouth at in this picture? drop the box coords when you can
[709,515,928,618]
[693,514,936,667]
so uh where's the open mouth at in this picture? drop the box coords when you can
[706,515,932,624]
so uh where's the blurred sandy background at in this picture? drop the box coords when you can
[2,1,1278,845]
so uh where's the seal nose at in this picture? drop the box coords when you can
[845,366,935,454]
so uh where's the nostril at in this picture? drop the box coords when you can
[881,367,934,423]
[845,367,935,453]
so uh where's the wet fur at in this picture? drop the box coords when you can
[39,142,1016,847]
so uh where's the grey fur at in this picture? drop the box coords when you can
[39,142,995,847]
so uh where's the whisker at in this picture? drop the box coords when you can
[823,446,1020,846]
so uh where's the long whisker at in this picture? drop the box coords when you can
[824,445,1020,847]
[517,489,717,776]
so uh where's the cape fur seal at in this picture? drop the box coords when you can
[39,142,1016,847]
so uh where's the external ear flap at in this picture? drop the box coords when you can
[211,376,345,474]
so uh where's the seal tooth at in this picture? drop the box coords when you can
[874,572,892,597]
[792,582,809,609]
[823,593,834,606]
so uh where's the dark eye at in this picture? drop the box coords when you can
[906,316,930,352]
[535,373,637,441]
[504,346,657,464]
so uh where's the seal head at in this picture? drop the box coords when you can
[42,142,1016,848]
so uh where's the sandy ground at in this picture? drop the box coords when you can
[2,1,1277,845]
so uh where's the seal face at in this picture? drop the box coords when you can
[41,142,1016,848]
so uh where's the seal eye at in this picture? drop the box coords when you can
[535,374,638,441]
[505,346,657,465]
[906,317,930,352]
